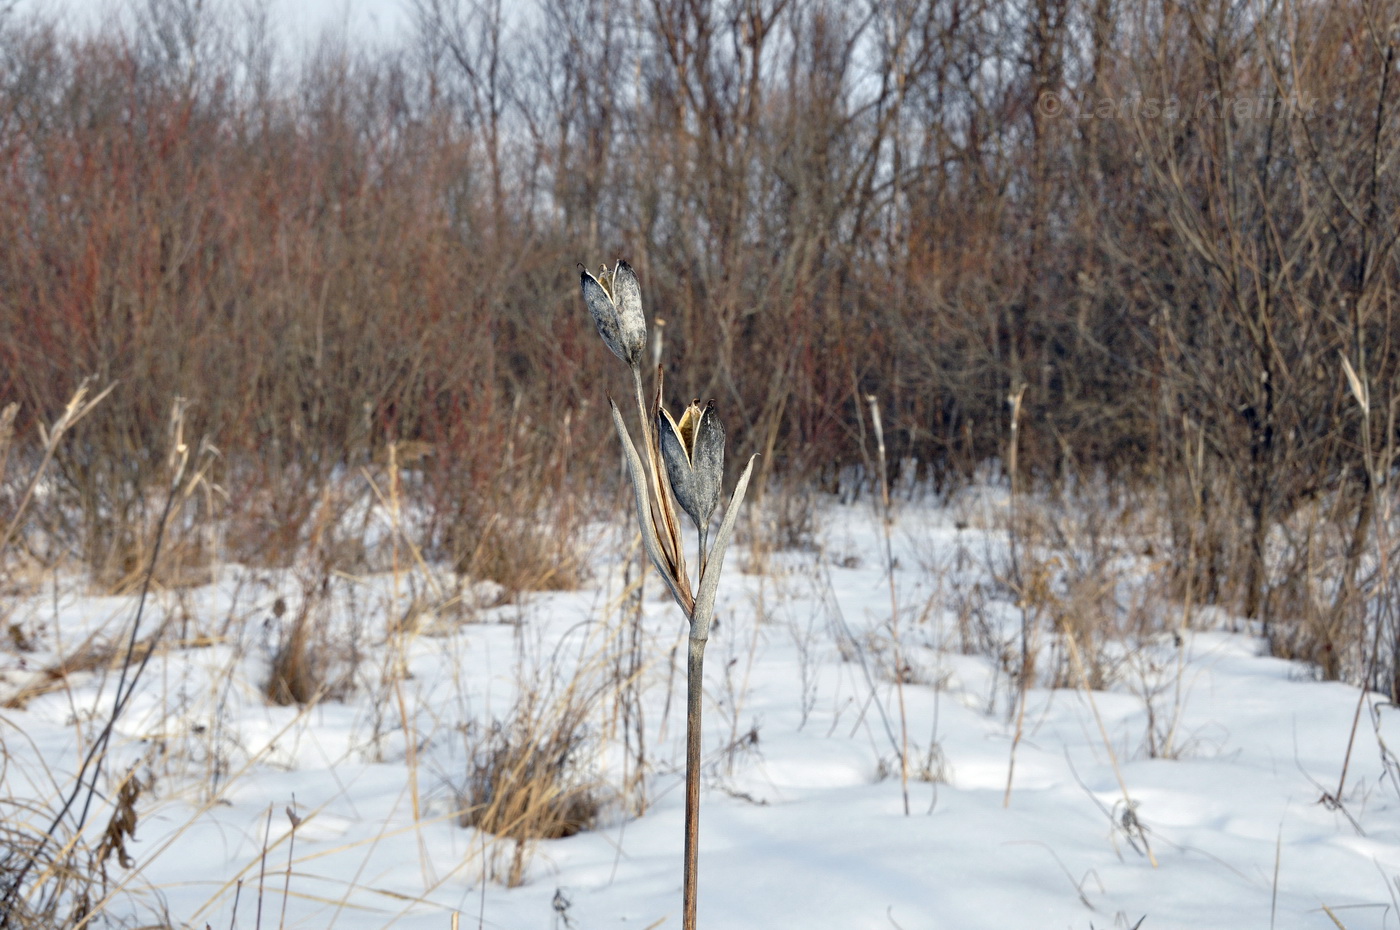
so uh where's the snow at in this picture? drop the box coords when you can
[3,489,1399,929]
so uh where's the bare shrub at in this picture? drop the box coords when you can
[422,410,591,598]
[0,0,1397,696]
[452,512,586,596]
[760,482,821,554]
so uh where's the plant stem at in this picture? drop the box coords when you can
[866,393,909,815]
[683,634,706,930]
[1003,384,1028,808]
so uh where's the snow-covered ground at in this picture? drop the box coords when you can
[3,488,1399,929]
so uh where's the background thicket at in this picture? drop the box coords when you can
[2,0,1399,683]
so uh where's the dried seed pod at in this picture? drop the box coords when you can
[659,399,725,532]
[580,260,647,368]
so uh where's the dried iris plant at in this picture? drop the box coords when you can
[581,260,755,930]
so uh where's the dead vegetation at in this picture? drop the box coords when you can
[457,697,607,888]
[2,0,1400,924]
